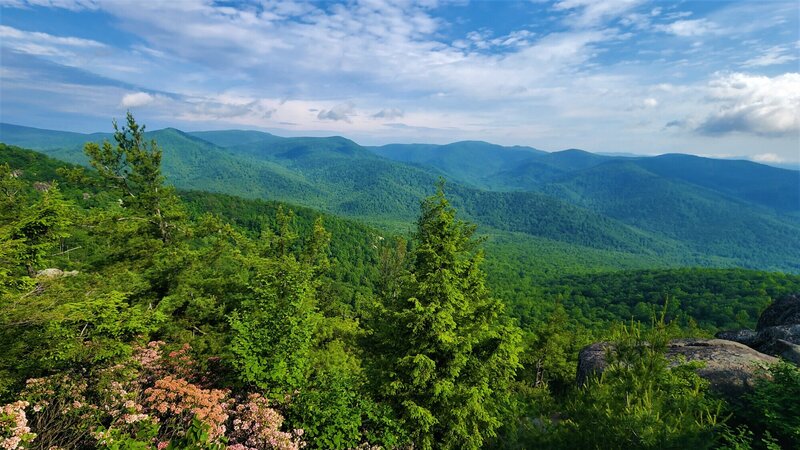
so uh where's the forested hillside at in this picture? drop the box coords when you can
[2,122,799,272]
[1,116,798,449]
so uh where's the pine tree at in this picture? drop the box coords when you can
[368,183,522,449]
[84,111,182,244]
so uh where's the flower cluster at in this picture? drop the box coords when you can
[144,375,229,440]
[9,341,307,449]
[134,341,165,374]
[1,401,35,450]
[20,373,102,449]
[227,393,304,450]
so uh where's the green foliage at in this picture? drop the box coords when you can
[369,141,542,189]
[539,160,800,271]
[83,112,183,244]
[520,268,800,332]
[288,366,405,449]
[228,208,324,394]
[518,301,590,395]
[7,122,800,272]
[0,169,72,282]
[96,419,161,450]
[0,272,161,398]
[735,361,800,449]
[367,184,522,449]
[288,369,362,449]
[535,319,725,449]
[162,418,226,450]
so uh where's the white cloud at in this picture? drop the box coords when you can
[2,0,799,161]
[317,102,356,122]
[372,108,404,120]
[120,92,155,108]
[751,153,784,163]
[656,19,719,37]
[643,97,658,108]
[0,24,106,57]
[742,45,798,67]
[696,72,800,137]
[181,94,276,121]
[553,0,644,28]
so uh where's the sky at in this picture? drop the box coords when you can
[0,0,798,163]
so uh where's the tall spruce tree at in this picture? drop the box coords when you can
[368,183,522,449]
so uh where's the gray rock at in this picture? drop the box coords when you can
[36,268,79,279]
[666,339,776,397]
[757,293,800,330]
[577,339,777,399]
[33,182,51,192]
[715,329,758,347]
[776,339,800,365]
[576,342,611,385]
[709,294,800,365]
[36,268,64,278]
[753,324,800,355]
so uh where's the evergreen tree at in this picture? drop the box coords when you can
[368,183,522,449]
[84,111,183,244]
[82,113,188,301]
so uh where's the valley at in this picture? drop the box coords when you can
[3,122,798,273]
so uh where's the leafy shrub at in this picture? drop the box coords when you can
[530,319,726,449]
[738,361,800,449]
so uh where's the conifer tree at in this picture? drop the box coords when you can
[84,111,182,244]
[369,183,522,450]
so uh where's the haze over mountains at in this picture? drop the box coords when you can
[1,122,799,272]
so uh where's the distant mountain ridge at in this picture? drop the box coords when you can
[2,122,799,272]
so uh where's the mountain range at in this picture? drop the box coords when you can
[1,122,798,272]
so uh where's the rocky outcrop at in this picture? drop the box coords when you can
[577,339,777,398]
[576,342,611,385]
[757,294,800,330]
[715,329,758,347]
[665,339,777,396]
[714,293,800,361]
[775,339,800,365]
[36,268,79,279]
[577,294,800,400]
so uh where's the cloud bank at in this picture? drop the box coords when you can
[697,72,800,137]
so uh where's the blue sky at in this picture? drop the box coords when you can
[0,0,798,163]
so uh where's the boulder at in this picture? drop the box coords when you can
[712,294,800,363]
[753,324,800,355]
[36,268,64,278]
[36,268,79,279]
[756,293,800,330]
[576,342,611,385]
[665,339,777,397]
[775,339,800,365]
[577,339,777,398]
[715,329,758,347]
